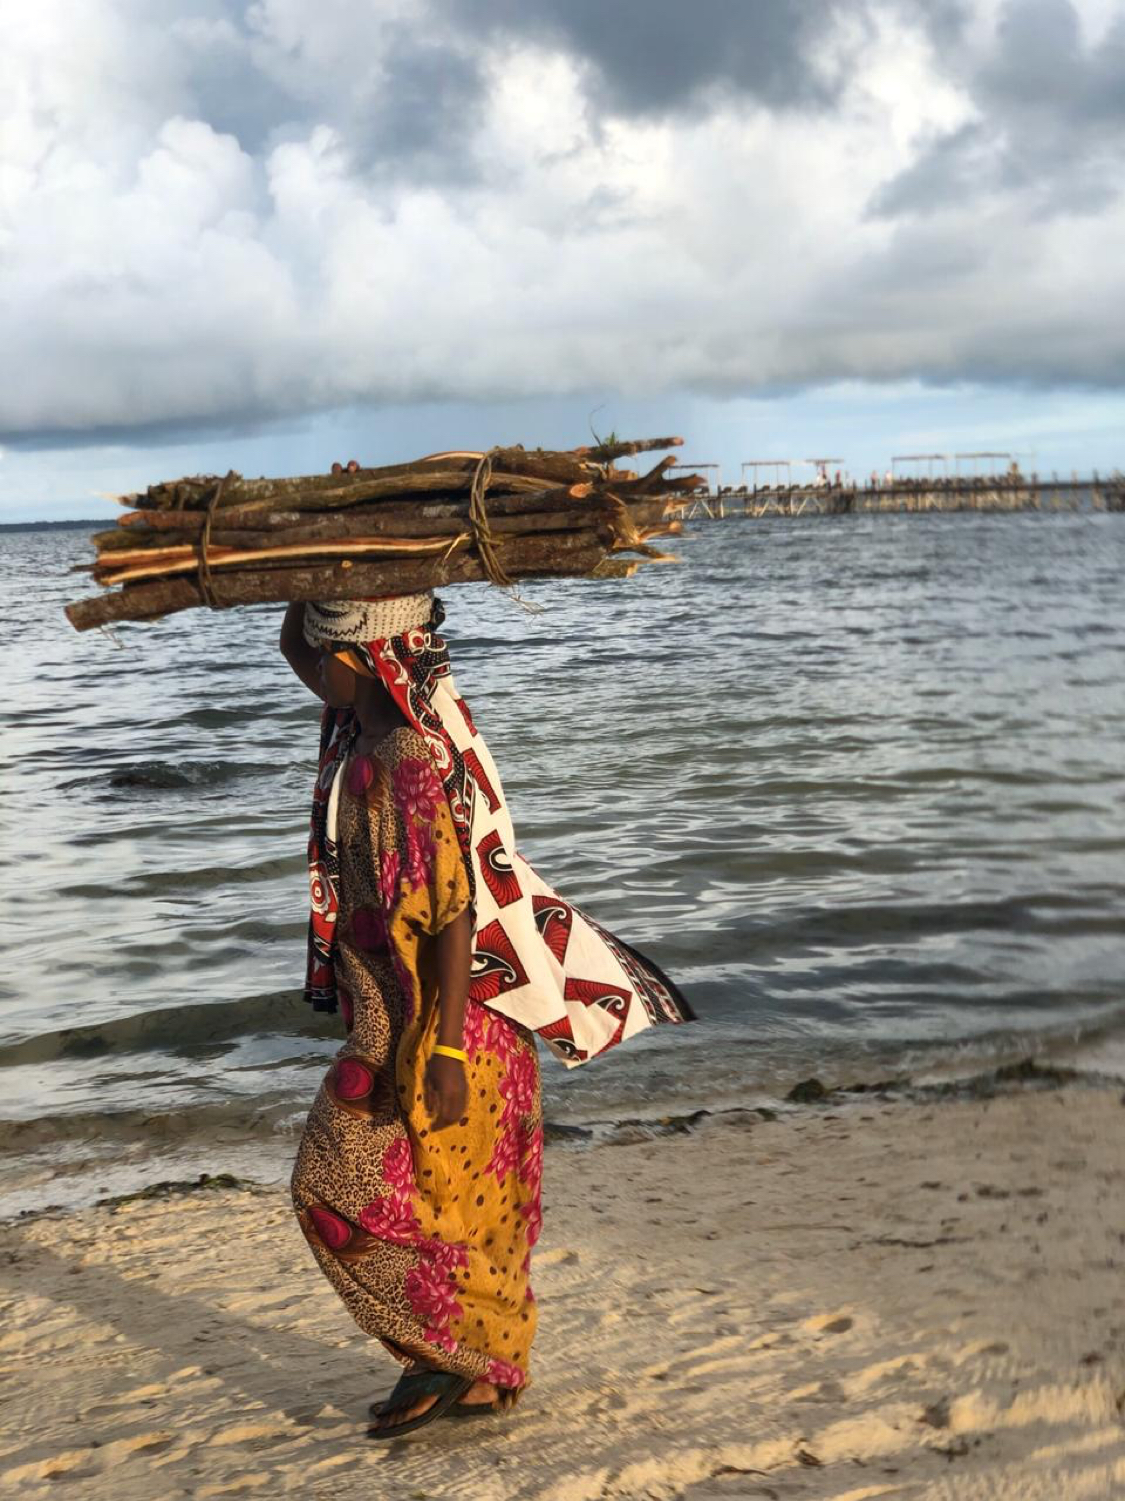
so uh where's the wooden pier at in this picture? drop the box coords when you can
[668,473,1125,521]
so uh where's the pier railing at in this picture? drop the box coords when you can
[666,474,1125,520]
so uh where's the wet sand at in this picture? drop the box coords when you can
[1,1084,1123,1500]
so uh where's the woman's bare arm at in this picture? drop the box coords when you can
[425,908,472,1128]
[435,908,472,1050]
[280,603,324,700]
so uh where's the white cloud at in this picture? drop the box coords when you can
[2,0,1124,443]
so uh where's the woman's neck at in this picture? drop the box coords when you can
[353,680,409,749]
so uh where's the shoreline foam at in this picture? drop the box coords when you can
[2,1054,1122,1223]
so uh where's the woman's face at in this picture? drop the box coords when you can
[318,649,356,708]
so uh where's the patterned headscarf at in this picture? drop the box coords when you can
[303,597,693,1067]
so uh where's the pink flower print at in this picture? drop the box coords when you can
[379,848,401,910]
[404,823,435,891]
[346,754,375,798]
[405,1260,463,1328]
[359,1191,419,1244]
[485,1358,526,1390]
[393,758,443,823]
[486,1125,520,1182]
[498,1047,537,1127]
[426,1325,460,1355]
[381,1137,416,1193]
[351,905,388,953]
[463,1001,520,1067]
[517,1124,543,1192]
[519,1197,543,1249]
[462,999,489,1057]
[488,1013,520,1068]
[486,1008,519,1068]
[417,1236,469,1275]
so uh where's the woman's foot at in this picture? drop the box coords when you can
[455,1379,501,1410]
[369,1366,500,1431]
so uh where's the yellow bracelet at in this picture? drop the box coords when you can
[432,1044,468,1063]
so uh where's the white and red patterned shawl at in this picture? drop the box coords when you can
[303,598,693,1067]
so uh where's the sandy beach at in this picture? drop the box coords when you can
[1,1081,1123,1501]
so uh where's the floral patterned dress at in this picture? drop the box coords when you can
[291,726,542,1397]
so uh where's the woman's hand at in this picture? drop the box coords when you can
[423,1054,467,1130]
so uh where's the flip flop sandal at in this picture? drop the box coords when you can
[367,1369,476,1440]
[447,1396,504,1419]
[367,1385,508,1423]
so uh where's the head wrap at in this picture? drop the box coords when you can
[303,593,434,648]
[303,596,693,1067]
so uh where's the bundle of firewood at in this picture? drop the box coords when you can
[64,438,701,632]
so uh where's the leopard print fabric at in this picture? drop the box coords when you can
[291,726,543,1397]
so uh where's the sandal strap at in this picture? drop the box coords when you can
[378,1368,468,1416]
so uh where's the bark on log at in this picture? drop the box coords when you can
[66,532,608,631]
[110,482,596,537]
[613,457,678,494]
[92,495,672,559]
[584,436,684,462]
[94,534,484,587]
[121,438,679,514]
[136,457,596,512]
[139,460,479,511]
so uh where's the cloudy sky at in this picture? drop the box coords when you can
[3,0,1124,520]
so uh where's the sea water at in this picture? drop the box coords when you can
[3,511,1123,1210]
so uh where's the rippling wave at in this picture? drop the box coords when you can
[5,512,1125,1197]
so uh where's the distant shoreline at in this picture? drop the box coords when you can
[0,519,103,532]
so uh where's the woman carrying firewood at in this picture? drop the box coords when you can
[281,588,693,1438]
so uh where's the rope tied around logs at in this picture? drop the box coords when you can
[197,472,233,607]
[468,448,513,589]
[468,450,543,612]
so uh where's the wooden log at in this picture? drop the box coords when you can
[613,457,678,494]
[137,460,480,511]
[584,436,684,462]
[470,448,599,486]
[119,438,679,518]
[132,467,565,519]
[93,534,485,587]
[91,501,674,570]
[258,496,672,547]
[111,482,596,536]
[91,512,676,584]
[134,457,596,513]
[65,532,609,632]
[91,510,651,584]
[92,494,673,560]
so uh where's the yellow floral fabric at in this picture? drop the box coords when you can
[291,726,543,1396]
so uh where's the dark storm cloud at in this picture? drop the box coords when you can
[347,30,486,177]
[167,2,487,177]
[446,0,862,115]
[181,20,297,155]
[874,0,1125,216]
